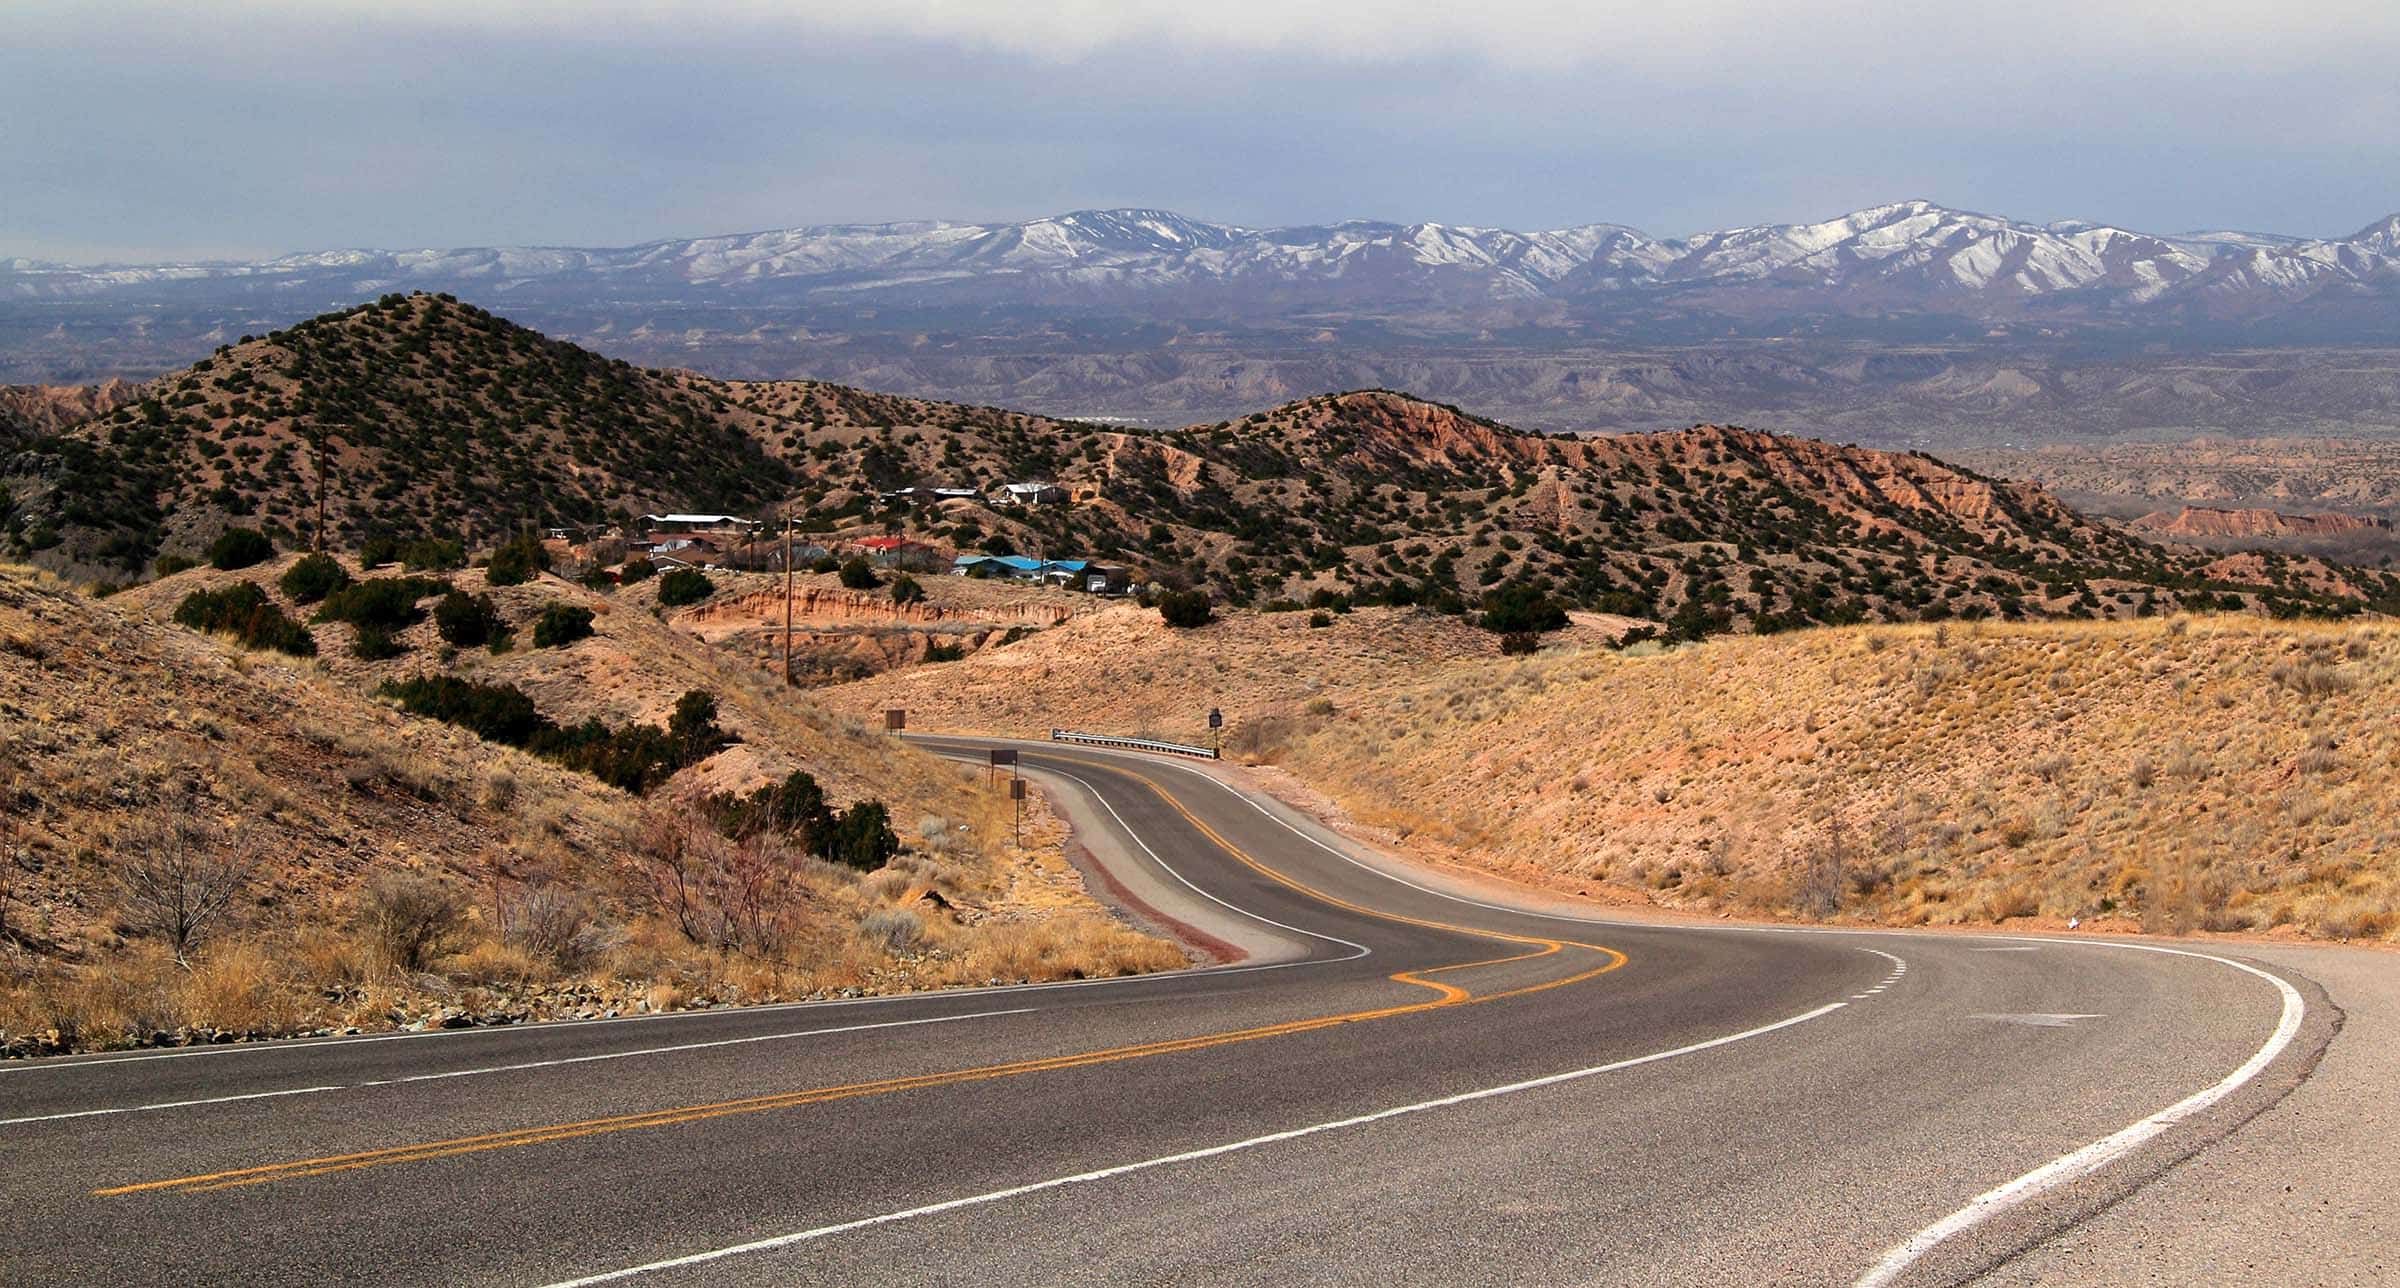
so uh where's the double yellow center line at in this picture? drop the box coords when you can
[99,756,1623,1198]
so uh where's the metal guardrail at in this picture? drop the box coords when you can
[1050,728,1220,760]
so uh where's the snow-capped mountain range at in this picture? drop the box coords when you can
[8,202,2400,357]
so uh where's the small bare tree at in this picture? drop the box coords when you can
[1799,818,1850,919]
[116,811,258,965]
[629,812,803,957]
[356,872,469,973]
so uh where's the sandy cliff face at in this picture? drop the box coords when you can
[679,584,1080,639]
[2133,506,2392,540]
[0,379,143,439]
[669,573,1099,686]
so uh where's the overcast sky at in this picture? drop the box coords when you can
[7,0,2398,262]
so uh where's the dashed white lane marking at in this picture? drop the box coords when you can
[1968,1013,2104,1028]
[1854,942,2305,1288]
[0,1010,1032,1127]
[538,1001,1851,1286]
[0,1084,347,1126]
[1972,946,2041,952]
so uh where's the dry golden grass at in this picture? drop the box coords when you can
[839,606,2400,944]
[0,561,1187,1055]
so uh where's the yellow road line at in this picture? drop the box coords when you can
[99,755,1623,1198]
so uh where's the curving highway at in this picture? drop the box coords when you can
[0,740,2348,1285]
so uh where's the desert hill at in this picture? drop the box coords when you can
[831,605,2398,945]
[1,294,799,576]
[6,296,2395,634]
[1,558,1178,1055]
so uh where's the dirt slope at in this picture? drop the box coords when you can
[834,608,2398,943]
[1,561,1179,1055]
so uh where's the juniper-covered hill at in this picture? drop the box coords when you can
[7,294,2394,631]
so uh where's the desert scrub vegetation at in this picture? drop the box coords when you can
[871,607,2398,944]
[276,551,351,603]
[206,526,274,571]
[378,676,731,794]
[1,779,1182,1058]
[433,588,507,648]
[484,533,552,587]
[656,566,712,607]
[4,563,1185,1058]
[171,581,317,656]
[531,602,595,648]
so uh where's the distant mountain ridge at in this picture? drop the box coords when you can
[11,200,2398,324]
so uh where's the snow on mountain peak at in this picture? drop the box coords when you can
[12,201,2392,324]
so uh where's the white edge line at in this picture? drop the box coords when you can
[1851,938,2306,1288]
[1044,766,1371,963]
[538,1000,1850,1287]
[1028,743,2315,1288]
[0,1009,1033,1127]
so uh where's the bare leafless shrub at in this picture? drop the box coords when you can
[2297,733,2340,776]
[2269,660,2353,697]
[1797,821,1849,918]
[115,812,258,964]
[1223,713,1300,764]
[629,813,805,957]
[506,887,613,974]
[859,908,923,953]
[357,872,470,972]
[2128,755,2157,791]
[2140,859,2202,936]
[2030,752,2072,784]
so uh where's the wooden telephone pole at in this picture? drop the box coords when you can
[781,509,795,686]
[311,429,330,553]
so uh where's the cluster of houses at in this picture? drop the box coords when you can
[603,512,1132,595]
[951,555,1130,595]
[883,480,1102,508]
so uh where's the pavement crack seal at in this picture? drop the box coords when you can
[95,758,1626,1200]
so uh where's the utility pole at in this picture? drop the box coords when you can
[311,427,330,553]
[782,508,794,687]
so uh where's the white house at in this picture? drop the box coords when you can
[995,482,1066,507]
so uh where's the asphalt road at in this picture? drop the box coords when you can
[0,739,2349,1286]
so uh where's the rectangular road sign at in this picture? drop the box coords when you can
[990,749,1018,767]
[884,709,906,731]
[1010,778,1026,800]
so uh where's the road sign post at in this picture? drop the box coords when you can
[1208,707,1223,754]
[988,747,1016,786]
[1010,776,1025,848]
[885,709,906,736]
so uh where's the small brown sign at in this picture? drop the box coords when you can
[1010,778,1026,800]
[990,748,1018,767]
[884,709,906,732]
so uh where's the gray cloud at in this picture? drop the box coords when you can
[5,0,2396,261]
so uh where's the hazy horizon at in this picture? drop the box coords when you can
[7,0,2399,263]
